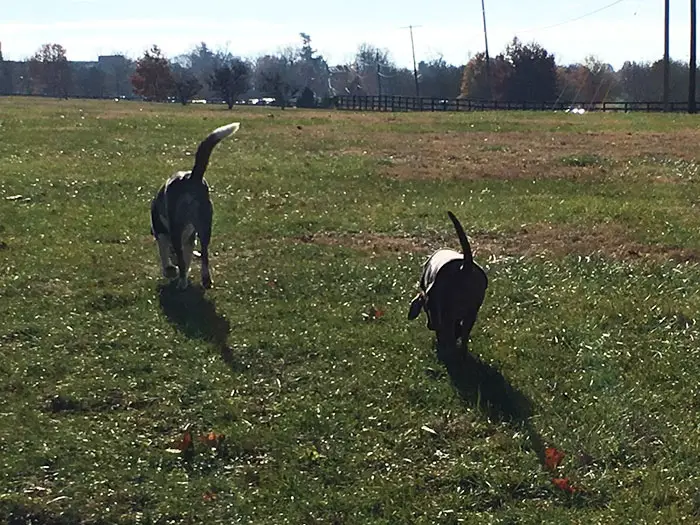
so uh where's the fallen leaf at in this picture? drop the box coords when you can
[173,431,193,451]
[544,446,565,471]
[200,431,225,447]
[552,477,577,494]
[362,305,385,321]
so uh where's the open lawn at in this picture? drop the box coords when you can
[2,97,700,524]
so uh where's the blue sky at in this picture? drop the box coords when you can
[1,0,696,69]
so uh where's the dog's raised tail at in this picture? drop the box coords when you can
[190,122,240,181]
[447,210,474,268]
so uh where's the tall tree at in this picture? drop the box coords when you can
[177,42,220,100]
[296,33,330,99]
[0,52,14,95]
[74,65,106,98]
[350,43,393,95]
[418,56,462,98]
[131,45,174,102]
[556,58,620,105]
[28,43,72,98]
[254,54,299,107]
[210,58,250,109]
[618,61,653,102]
[98,54,134,98]
[505,37,557,102]
[171,63,202,104]
[460,52,511,100]
[580,56,620,102]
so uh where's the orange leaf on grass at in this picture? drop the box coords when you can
[552,477,577,494]
[200,431,225,447]
[202,490,217,501]
[362,305,385,321]
[174,431,193,451]
[544,446,565,471]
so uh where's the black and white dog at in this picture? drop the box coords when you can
[150,122,240,290]
[408,211,488,348]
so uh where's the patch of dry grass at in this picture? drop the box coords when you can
[295,222,700,263]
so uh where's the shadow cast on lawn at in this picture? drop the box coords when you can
[157,282,243,371]
[437,341,546,464]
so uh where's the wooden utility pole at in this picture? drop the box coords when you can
[481,0,491,99]
[408,25,420,98]
[664,0,670,111]
[376,51,382,97]
[690,0,697,113]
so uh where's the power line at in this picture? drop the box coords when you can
[515,0,628,34]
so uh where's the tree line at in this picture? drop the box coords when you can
[1,35,698,106]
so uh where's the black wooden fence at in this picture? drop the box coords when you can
[332,95,692,113]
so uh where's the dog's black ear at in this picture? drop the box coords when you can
[408,293,425,320]
[447,210,474,269]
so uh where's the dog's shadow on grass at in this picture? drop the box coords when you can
[437,342,546,463]
[157,282,242,371]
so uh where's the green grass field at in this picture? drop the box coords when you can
[2,96,700,524]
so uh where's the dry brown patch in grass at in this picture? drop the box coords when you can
[295,224,700,263]
[282,124,700,180]
[474,223,700,262]
[376,130,700,181]
[295,231,436,254]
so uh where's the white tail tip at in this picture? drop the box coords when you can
[212,122,240,140]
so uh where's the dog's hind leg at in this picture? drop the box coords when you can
[195,201,214,289]
[171,229,189,290]
[152,200,177,280]
[181,226,196,279]
[156,234,178,280]
[459,312,478,346]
